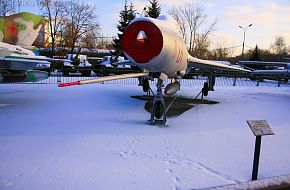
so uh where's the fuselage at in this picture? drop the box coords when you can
[122,15,188,78]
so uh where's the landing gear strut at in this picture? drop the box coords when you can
[207,72,215,91]
[148,78,167,126]
[142,78,150,92]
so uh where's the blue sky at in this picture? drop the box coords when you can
[19,0,290,54]
[95,0,290,52]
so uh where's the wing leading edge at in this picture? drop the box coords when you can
[188,55,251,73]
[58,72,149,87]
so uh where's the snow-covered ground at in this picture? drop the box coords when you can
[0,81,290,190]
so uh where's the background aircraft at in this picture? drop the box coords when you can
[59,15,250,125]
[0,12,50,83]
[0,12,46,47]
[239,61,289,82]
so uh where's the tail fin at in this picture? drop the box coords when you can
[0,12,47,47]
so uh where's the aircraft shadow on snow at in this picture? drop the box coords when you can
[131,96,219,117]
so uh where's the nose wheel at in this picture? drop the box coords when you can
[148,78,167,126]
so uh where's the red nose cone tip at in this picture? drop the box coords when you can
[122,21,163,64]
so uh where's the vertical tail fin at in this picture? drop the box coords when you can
[0,12,47,47]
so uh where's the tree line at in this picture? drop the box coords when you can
[37,0,100,57]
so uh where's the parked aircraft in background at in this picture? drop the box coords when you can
[59,15,250,125]
[0,12,46,47]
[239,61,289,82]
[0,12,49,83]
[0,12,71,83]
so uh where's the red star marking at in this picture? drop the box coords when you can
[10,22,17,35]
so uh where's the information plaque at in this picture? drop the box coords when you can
[246,120,275,180]
[247,120,275,136]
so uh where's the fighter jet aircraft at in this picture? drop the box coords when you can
[59,15,250,125]
[0,12,51,83]
[239,61,290,82]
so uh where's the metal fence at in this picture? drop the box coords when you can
[22,72,290,87]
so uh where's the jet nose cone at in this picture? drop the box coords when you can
[122,20,163,63]
[136,30,148,46]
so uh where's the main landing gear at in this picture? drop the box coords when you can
[146,72,215,126]
[194,81,209,100]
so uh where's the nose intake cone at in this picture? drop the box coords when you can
[122,20,163,63]
[136,30,148,46]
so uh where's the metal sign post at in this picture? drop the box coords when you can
[247,120,274,181]
[252,135,261,181]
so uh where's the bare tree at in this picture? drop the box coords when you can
[180,2,205,53]
[209,42,233,60]
[192,20,217,57]
[56,18,69,50]
[168,7,187,43]
[81,29,100,49]
[39,0,67,57]
[0,0,15,16]
[95,36,115,49]
[64,0,100,54]
[194,34,210,58]
[170,2,217,57]
[270,36,287,55]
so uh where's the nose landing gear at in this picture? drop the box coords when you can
[148,78,167,126]
[147,74,213,126]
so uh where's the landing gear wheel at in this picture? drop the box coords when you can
[202,82,209,96]
[142,79,150,92]
[154,101,163,119]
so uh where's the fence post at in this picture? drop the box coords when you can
[57,71,61,83]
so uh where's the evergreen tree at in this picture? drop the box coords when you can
[145,0,161,18]
[112,1,136,59]
[249,44,260,61]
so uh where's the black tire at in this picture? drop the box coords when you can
[142,79,150,92]
[202,82,209,96]
[154,101,163,119]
